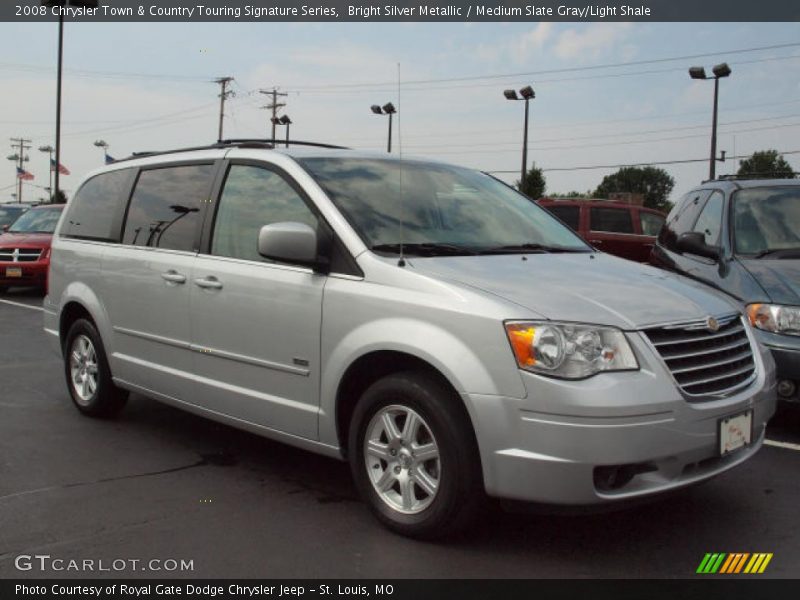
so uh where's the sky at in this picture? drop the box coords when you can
[1,20,800,205]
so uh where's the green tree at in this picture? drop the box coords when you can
[594,166,675,212]
[52,189,68,204]
[547,190,593,199]
[516,166,546,199]
[737,150,796,179]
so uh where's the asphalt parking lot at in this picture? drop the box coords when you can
[0,288,799,579]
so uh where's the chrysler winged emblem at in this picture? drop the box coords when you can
[706,316,720,332]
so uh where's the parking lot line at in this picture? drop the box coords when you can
[0,298,43,312]
[764,439,800,452]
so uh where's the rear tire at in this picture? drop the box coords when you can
[349,371,484,539]
[64,318,127,418]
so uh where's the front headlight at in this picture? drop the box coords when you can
[504,321,638,379]
[747,303,800,336]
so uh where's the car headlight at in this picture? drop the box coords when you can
[746,303,800,336]
[504,321,638,379]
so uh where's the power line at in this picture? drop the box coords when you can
[279,42,800,91]
[486,150,800,174]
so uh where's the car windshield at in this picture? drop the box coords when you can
[8,207,62,234]
[299,158,590,256]
[0,206,26,228]
[733,187,800,257]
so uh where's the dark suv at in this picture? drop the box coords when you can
[650,178,800,404]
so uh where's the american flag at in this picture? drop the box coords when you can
[16,167,34,181]
[50,159,71,175]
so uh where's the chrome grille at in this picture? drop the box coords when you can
[644,315,756,399]
[0,248,43,262]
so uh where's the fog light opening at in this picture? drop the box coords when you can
[777,379,796,399]
[594,462,657,492]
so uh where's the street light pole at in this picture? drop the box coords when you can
[522,96,530,185]
[43,0,99,203]
[504,86,535,184]
[710,76,720,181]
[370,103,396,153]
[39,145,55,201]
[689,62,730,180]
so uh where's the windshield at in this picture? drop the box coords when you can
[8,207,62,234]
[0,206,26,228]
[733,187,800,256]
[299,158,590,255]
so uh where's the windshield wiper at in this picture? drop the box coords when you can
[370,242,478,257]
[751,247,800,259]
[477,243,589,255]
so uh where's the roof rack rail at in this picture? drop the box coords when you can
[217,138,350,150]
[114,139,350,164]
[701,172,800,184]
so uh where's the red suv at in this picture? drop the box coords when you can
[0,204,64,293]
[537,198,666,263]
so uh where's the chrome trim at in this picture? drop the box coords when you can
[113,326,191,349]
[660,337,750,360]
[661,313,738,331]
[190,344,310,376]
[640,315,758,400]
[113,326,309,377]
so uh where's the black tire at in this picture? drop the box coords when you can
[349,371,484,539]
[0,286,8,294]
[63,318,127,418]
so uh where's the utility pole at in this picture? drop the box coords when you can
[10,137,32,204]
[214,77,235,141]
[260,88,288,141]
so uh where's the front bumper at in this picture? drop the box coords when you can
[467,330,777,505]
[0,260,49,288]
[756,329,800,403]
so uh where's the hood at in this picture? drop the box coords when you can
[740,258,800,305]
[0,232,53,247]
[408,253,738,330]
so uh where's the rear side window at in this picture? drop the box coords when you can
[545,205,580,231]
[62,169,133,241]
[590,207,634,234]
[122,164,215,251]
[640,211,665,236]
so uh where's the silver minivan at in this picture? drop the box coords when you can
[45,142,776,538]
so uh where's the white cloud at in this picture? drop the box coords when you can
[554,23,632,61]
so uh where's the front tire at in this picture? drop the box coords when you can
[64,318,127,418]
[349,371,484,539]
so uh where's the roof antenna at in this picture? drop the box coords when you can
[397,62,406,268]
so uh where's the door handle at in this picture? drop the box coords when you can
[161,270,186,284]
[194,276,223,290]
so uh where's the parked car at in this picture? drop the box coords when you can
[45,143,775,538]
[0,203,64,293]
[651,178,800,405]
[0,204,29,232]
[537,198,666,263]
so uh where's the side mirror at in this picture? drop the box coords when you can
[257,222,327,271]
[676,231,721,261]
[1,225,8,233]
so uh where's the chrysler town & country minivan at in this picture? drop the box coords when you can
[45,141,776,538]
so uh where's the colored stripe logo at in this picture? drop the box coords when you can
[697,553,773,574]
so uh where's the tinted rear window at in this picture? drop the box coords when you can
[590,207,634,234]
[62,169,133,241]
[544,205,580,231]
[122,164,214,252]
